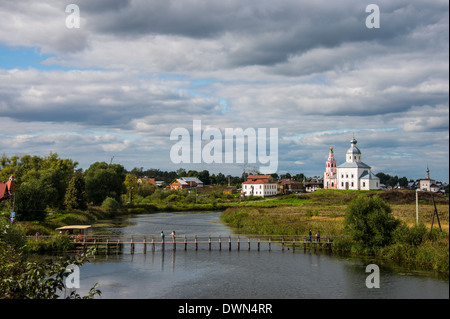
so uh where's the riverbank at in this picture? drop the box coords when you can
[10,189,449,274]
[220,190,449,275]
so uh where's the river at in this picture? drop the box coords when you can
[74,211,449,299]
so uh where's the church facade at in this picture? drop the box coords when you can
[324,138,380,191]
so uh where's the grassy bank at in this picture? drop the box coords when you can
[221,190,449,274]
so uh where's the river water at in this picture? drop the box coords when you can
[75,211,449,299]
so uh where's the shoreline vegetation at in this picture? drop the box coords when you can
[4,187,448,276]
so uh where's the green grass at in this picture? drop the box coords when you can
[220,190,449,274]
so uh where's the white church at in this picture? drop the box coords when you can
[323,137,380,190]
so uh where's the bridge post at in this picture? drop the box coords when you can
[269,237,271,251]
[195,236,198,251]
[106,239,109,254]
[248,238,251,251]
[282,237,285,251]
[219,236,222,251]
[184,236,187,251]
[173,236,176,251]
[258,238,260,251]
[151,237,155,252]
[143,237,147,254]
[208,236,211,251]
[293,236,295,252]
[237,236,240,251]
[130,238,134,254]
[228,236,231,251]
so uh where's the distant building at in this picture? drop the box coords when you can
[242,174,278,197]
[323,147,337,189]
[0,175,15,202]
[419,166,437,192]
[304,180,323,193]
[278,178,303,194]
[324,137,380,190]
[170,177,203,190]
[138,177,164,186]
[223,187,237,195]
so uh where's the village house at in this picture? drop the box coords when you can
[242,174,278,197]
[137,177,164,187]
[277,178,303,194]
[170,177,204,190]
[0,175,15,202]
[304,179,323,193]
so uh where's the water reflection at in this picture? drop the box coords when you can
[81,211,449,299]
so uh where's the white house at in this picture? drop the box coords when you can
[242,175,278,197]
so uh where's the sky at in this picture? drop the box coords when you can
[0,0,448,182]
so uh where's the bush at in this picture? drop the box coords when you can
[393,222,428,246]
[101,197,120,214]
[345,195,400,249]
[0,245,101,299]
[0,219,27,249]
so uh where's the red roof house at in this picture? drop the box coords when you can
[242,175,278,197]
[0,175,15,202]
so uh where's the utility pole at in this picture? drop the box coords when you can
[415,189,419,226]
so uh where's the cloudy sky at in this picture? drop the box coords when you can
[0,0,448,181]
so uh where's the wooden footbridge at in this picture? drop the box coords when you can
[66,234,336,254]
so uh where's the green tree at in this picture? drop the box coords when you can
[197,170,210,185]
[1,153,77,209]
[345,195,401,249]
[15,179,48,221]
[124,173,138,202]
[85,162,126,205]
[137,180,157,197]
[101,197,120,214]
[64,172,88,210]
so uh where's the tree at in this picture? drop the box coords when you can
[85,162,126,205]
[1,153,77,209]
[137,180,157,197]
[64,172,88,210]
[345,195,400,249]
[101,197,120,214]
[197,170,210,185]
[15,179,48,221]
[124,173,138,202]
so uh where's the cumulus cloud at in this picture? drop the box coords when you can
[0,0,448,180]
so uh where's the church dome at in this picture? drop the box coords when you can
[347,138,361,154]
